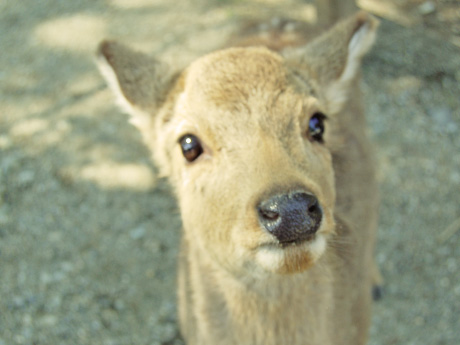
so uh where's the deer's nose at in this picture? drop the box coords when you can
[257,192,322,244]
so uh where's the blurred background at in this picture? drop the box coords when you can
[1,0,459,344]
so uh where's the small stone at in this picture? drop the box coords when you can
[159,323,176,343]
[257,23,267,31]
[40,272,53,285]
[0,155,19,172]
[451,171,460,184]
[49,295,62,309]
[14,335,25,344]
[284,22,297,32]
[454,285,460,296]
[40,314,58,327]
[418,1,436,15]
[17,170,35,186]
[130,226,146,240]
[114,299,125,311]
[0,207,9,226]
[414,316,425,326]
[447,258,457,272]
[91,320,102,331]
[10,296,26,309]
[101,309,118,327]
[22,314,32,326]
[61,261,74,273]
[428,107,458,133]
[439,277,450,288]
[0,135,11,149]
[270,17,282,28]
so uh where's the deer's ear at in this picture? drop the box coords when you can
[97,40,173,129]
[285,11,379,114]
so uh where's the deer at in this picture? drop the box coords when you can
[97,11,380,345]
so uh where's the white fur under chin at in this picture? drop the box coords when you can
[255,235,326,272]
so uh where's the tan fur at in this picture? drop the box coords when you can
[97,11,380,345]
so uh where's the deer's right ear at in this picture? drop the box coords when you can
[97,40,173,129]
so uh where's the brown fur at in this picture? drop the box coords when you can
[97,11,380,345]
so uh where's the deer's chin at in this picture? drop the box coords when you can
[255,235,326,274]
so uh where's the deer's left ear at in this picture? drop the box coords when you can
[284,11,379,114]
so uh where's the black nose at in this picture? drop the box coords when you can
[257,192,322,244]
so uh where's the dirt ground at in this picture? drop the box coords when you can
[1,0,459,344]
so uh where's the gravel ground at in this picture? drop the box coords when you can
[1,1,459,344]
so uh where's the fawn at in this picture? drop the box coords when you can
[97,11,380,345]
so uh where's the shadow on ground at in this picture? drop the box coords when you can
[1,1,459,344]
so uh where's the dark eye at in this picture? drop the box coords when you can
[308,112,326,142]
[179,134,203,162]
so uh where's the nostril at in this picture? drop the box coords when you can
[308,203,318,214]
[259,209,279,221]
[258,198,281,221]
[257,201,282,234]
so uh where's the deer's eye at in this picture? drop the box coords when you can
[308,112,327,142]
[179,134,203,162]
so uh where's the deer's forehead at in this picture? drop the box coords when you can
[181,47,289,108]
[188,46,286,80]
[169,47,319,143]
